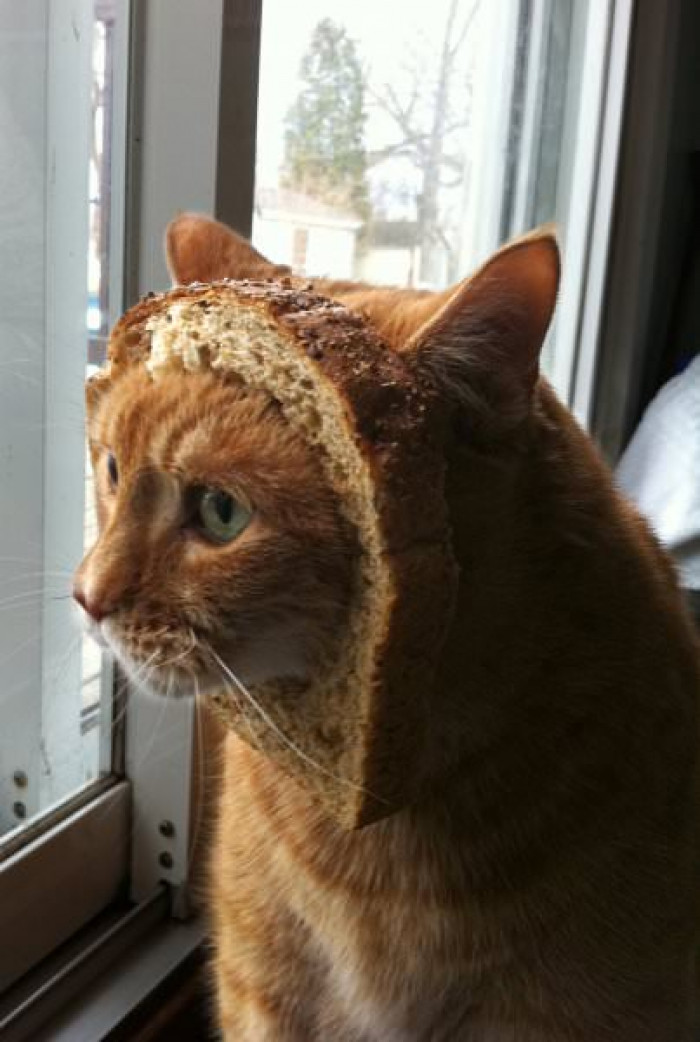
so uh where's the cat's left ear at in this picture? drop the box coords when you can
[407,227,560,433]
[165,212,291,285]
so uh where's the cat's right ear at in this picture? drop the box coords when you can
[165,213,291,286]
[407,228,560,436]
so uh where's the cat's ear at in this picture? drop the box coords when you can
[407,228,560,433]
[165,212,291,285]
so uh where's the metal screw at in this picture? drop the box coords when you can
[158,819,175,838]
[13,801,26,819]
[158,851,174,870]
[12,771,28,788]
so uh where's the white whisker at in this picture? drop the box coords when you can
[107,681,131,736]
[157,631,198,671]
[187,674,207,882]
[132,664,174,771]
[0,562,76,575]
[121,648,160,698]
[0,587,73,611]
[0,624,83,702]
[204,644,384,804]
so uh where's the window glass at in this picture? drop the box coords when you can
[254,0,604,398]
[0,0,119,842]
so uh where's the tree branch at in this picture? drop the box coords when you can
[447,0,483,63]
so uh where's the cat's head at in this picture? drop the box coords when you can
[74,213,559,825]
[76,363,357,697]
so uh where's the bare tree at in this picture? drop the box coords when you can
[369,0,482,285]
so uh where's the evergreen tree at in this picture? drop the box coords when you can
[283,19,369,219]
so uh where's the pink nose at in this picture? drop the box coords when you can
[73,583,112,623]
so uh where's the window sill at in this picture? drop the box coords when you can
[0,781,130,992]
[1,887,206,1042]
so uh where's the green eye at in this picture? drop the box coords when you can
[196,489,251,544]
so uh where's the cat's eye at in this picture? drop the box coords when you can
[106,452,118,488]
[195,489,252,544]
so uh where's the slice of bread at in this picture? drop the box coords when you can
[103,280,458,827]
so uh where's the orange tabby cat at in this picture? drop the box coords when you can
[75,213,700,1040]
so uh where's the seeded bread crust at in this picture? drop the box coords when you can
[103,280,458,826]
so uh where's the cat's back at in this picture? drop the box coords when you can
[213,722,700,1042]
[211,390,700,1040]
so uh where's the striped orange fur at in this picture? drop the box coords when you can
[76,214,700,1040]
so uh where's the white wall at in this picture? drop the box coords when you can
[252,215,295,266]
[359,246,419,287]
[306,225,356,279]
[253,214,358,278]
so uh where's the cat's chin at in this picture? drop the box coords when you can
[93,618,312,700]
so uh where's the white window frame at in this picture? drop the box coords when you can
[123,0,224,908]
[470,0,634,416]
[558,0,634,423]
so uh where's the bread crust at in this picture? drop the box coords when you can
[103,280,458,826]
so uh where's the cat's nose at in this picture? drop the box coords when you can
[73,580,114,623]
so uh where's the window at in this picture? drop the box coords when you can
[0,0,130,993]
[0,0,116,841]
[253,0,629,412]
[0,0,640,1031]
